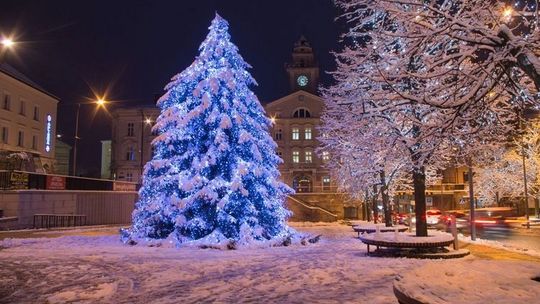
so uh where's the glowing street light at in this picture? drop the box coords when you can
[1,38,15,48]
[502,7,513,20]
[145,118,152,125]
[95,98,107,107]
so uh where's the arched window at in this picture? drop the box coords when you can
[293,108,311,118]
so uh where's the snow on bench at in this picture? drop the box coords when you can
[359,230,455,254]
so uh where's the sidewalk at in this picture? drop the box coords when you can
[459,241,540,262]
[0,225,124,241]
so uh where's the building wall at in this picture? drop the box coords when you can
[111,107,159,183]
[0,190,137,229]
[54,139,71,175]
[0,67,59,172]
[265,91,335,194]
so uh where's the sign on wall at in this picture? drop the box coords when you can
[45,114,52,152]
[46,175,66,190]
[113,181,137,192]
[9,172,28,189]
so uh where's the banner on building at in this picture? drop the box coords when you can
[113,181,137,192]
[9,172,29,189]
[46,175,66,190]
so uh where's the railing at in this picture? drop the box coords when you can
[287,195,338,218]
[33,214,87,229]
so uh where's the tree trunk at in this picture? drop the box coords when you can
[380,171,392,227]
[499,25,540,91]
[496,191,500,207]
[413,167,428,236]
[372,185,379,224]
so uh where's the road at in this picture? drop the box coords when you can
[460,226,540,251]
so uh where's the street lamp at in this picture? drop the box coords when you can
[139,111,153,181]
[72,98,107,176]
[1,38,15,48]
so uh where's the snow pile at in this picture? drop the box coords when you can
[394,260,540,304]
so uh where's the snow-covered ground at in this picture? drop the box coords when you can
[0,223,538,304]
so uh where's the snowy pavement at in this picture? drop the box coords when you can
[0,223,538,304]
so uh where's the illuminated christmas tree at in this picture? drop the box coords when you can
[122,14,293,247]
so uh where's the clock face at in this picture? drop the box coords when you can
[297,75,309,87]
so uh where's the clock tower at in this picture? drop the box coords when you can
[285,36,320,94]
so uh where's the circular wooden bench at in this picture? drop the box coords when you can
[359,234,455,254]
[352,225,408,237]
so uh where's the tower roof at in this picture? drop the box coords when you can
[293,35,312,53]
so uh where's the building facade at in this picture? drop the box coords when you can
[110,107,159,183]
[54,139,71,175]
[0,63,58,173]
[265,36,333,194]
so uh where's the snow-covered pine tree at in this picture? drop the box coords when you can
[122,14,293,247]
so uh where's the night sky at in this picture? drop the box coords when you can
[0,0,343,177]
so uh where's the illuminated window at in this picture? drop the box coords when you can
[322,151,330,162]
[305,127,312,140]
[127,123,135,137]
[292,128,300,140]
[292,151,299,163]
[126,172,133,182]
[305,151,312,163]
[323,176,331,191]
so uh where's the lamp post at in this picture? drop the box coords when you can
[72,98,106,176]
[139,110,153,181]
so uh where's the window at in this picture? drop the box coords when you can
[293,108,311,118]
[127,123,134,137]
[19,100,26,116]
[275,129,282,141]
[33,106,39,121]
[323,176,331,191]
[3,94,11,110]
[17,131,24,147]
[322,151,330,162]
[1,127,7,143]
[304,127,312,140]
[276,150,283,157]
[305,151,312,163]
[126,146,135,161]
[32,135,37,150]
[126,172,133,182]
[292,151,299,163]
[292,128,300,140]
